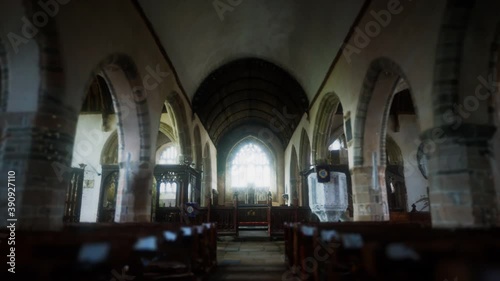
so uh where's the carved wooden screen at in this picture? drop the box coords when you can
[156,170,181,208]
[153,164,201,222]
[63,167,84,223]
[98,164,119,222]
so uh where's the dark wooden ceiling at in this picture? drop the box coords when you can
[193,58,309,147]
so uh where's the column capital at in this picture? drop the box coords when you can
[420,123,496,146]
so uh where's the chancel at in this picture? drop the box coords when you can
[1,0,500,280]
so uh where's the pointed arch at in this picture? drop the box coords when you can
[289,145,300,206]
[312,92,342,164]
[385,135,408,212]
[299,129,312,170]
[193,124,202,170]
[96,54,152,166]
[352,57,415,167]
[100,130,119,165]
[203,142,212,206]
[166,92,192,162]
[385,135,404,166]
[92,54,154,222]
[299,129,311,206]
[158,122,176,145]
[225,136,276,204]
[156,129,172,151]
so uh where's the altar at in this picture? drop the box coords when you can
[235,184,270,205]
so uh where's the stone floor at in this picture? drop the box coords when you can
[208,231,288,281]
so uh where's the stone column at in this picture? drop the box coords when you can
[114,162,153,222]
[350,166,390,221]
[0,111,77,231]
[422,124,498,227]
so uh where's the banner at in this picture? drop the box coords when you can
[315,165,330,183]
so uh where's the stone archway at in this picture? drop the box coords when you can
[166,92,192,163]
[385,135,407,213]
[289,146,300,206]
[96,54,154,223]
[194,124,203,170]
[350,57,416,221]
[203,143,212,206]
[312,92,343,164]
[299,129,311,206]
[352,58,413,167]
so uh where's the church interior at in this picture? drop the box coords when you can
[1,0,500,280]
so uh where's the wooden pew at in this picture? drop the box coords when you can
[1,222,217,281]
[270,207,314,239]
[285,222,426,276]
[210,206,238,236]
[285,222,500,281]
[366,228,500,281]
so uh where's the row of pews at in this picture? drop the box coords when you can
[1,222,217,281]
[284,221,500,281]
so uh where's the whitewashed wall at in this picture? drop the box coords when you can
[71,114,114,222]
[388,115,429,211]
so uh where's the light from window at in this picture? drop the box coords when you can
[158,143,179,164]
[159,182,177,207]
[329,139,342,151]
[230,143,271,190]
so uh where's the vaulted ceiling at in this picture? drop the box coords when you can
[136,0,366,145]
[192,58,308,146]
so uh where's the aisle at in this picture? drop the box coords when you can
[208,234,287,281]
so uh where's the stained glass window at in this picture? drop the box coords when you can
[158,143,179,164]
[230,143,271,189]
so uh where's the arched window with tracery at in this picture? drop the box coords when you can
[227,139,275,204]
[327,134,348,165]
[158,181,177,207]
[156,143,180,164]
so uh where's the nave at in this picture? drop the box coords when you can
[2,0,500,280]
[209,232,286,281]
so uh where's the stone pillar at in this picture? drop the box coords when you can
[350,166,390,221]
[493,127,500,221]
[0,111,77,230]
[422,124,499,227]
[114,162,153,222]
